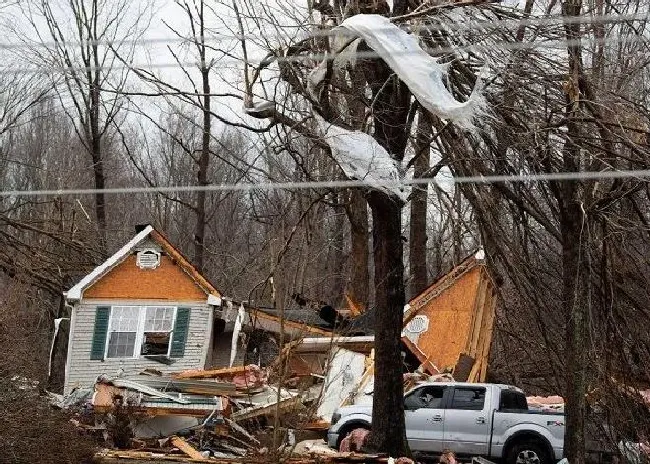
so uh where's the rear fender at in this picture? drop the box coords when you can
[500,426,558,461]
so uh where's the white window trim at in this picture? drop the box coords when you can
[104,305,178,359]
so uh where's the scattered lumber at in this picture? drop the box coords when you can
[170,436,205,460]
[173,366,251,380]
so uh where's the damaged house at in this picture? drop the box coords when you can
[62,225,330,394]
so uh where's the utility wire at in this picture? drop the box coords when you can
[2,169,650,197]
[0,12,647,50]
[0,34,647,75]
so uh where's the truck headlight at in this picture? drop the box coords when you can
[331,413,341,425]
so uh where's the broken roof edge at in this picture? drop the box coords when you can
[65,225,223,303]
[149,229,221,299]
[66,225,154,301]
[405,247,489,319]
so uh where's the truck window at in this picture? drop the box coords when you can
[404,385,446,410]
[499,389,528,410]
[450,387,486,410]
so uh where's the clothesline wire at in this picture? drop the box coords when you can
[0,11,647,50]
[0,34,647,75]
[2,169,650,198]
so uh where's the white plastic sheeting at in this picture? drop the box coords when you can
[338,14,484,129]
[229,303,246,367]
[317,348,367,420]
[48,317,69,379]
[315,114,406,201]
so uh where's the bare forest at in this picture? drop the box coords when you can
[1,0,649,463]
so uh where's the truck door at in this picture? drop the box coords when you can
[403,385,448,452]
[442,386,490,456]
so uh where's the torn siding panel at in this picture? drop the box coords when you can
[64,301,212,394]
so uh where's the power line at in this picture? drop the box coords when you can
[2,169,649,198]
[0,34,647,75]
[0,12,647,50]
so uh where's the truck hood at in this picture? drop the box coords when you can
[337,404,373,417]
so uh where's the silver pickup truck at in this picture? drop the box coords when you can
[327,382,565,464]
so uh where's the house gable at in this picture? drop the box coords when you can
[66,225,221,303]
[83,254,209,301]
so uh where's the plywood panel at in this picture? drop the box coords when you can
[412,266,482,371]
[84,255,207,301]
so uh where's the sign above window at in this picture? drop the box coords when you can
[136,249,161,269]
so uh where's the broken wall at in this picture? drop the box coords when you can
[404,256,497,381]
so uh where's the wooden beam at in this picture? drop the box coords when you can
[466,273,489,357]
[170,436,204,460]
[172,365,251,380]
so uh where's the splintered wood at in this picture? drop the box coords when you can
[173,365,251,380]
[171,436,205,460]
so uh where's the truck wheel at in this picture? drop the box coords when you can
[507,440,550,464]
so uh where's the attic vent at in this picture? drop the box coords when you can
[136,249,161,269]
[403,315,429,344]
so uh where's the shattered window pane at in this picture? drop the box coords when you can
[141,332,172,355]
[141,306,175,355]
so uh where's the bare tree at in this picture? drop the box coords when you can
[19,0,151,252]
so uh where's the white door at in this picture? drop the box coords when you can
[442,386,490,455]
[404,385,448,452]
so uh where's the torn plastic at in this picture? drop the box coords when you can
[230,303,246,367]
[48,317,69,379]
[337,14,484,130]
[314,114,406,201]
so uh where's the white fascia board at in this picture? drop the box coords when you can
[65,225,154,301]
[207,294,222,306]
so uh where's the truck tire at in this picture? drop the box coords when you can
[506,440,551,464]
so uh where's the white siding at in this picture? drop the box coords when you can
[64,299,213,394]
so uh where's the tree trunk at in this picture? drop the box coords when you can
[365,191,408,457]
[330,192,347,307]
[561,1,587,462]
[194,4,210,272]
[560,188,587,464]
[409,111,431,297]
[346,189,369,310]
[90,36,106,252]
[361,53,411,456]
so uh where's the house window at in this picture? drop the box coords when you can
[107,306,140,358]
[141,307,175,355]
[106,306,176,358]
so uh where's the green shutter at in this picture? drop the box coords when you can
[90,306,111,360]
[170,307,191,358]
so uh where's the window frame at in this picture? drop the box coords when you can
[404,385,448,410]
[448,386,487,411]
[104,305,178,359]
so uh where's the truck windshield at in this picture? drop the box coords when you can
[499,389,528,410]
